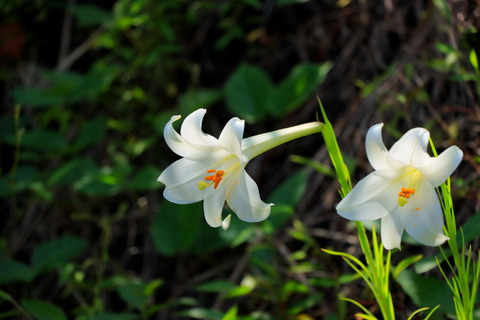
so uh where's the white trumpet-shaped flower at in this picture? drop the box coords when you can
[336,123,463,250]
[158,108,323,229]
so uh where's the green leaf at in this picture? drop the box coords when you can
[224,64,274,122]
[196,280,238,293]
[9,165,40,192]
[287,293,323,316]
[117,279,149,309]
[79,313,138,320]
[11,87,65,108]
[0,258,36,284]
[75,116,106,150]
[22,300,67,320]
[130,166,162,191]
[262,170,308,234]
[32,235,87,272]
[4,130,66,152]
[269,62,332,117]
[396,270,455,316]
[178,89,223,115]
[176,308,224,320]
[221,305,238,320]
[151,201,203,256]
[74,64,121,101]
[469,50,479,72]
[47,158,98,187]
[0,289,13,301]
[74,166,128,197]
[71,4,112,27]
[0,116,15,144]
[268,170,308,205]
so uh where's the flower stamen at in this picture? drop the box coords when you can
[397,187,416,207]
[199,169,225,190]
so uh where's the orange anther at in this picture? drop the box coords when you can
[213,177,222,189]
[398,187,415,199]
[202,169,226,189]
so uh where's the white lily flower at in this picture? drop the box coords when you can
[336,123,463,250]
[158,108,323,229]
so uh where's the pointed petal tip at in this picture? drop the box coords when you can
[221,214,232,230]
[383,243,401,251]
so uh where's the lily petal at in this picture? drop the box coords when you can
[221,214,232,230]
[204,185,228,228]
[164,115,210,157]
[388,128,430,167]
[226,170,272,222]
[380,208,403,250]
[399,177,449,246]
[218,117,245,159]
[366,123,390,170]
[180,109,218,147]
[158,158,218,204]
[336,169,403,220]
[417,146,463,187]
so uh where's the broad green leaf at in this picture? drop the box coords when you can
[0,178,11,197]
[196,280,237,293]
[71,4,112,27]
[22,300,67,320]
[151,201,203,256]
[262,170,308,234]
[287,293,323,316]
[117,278,149,309]
[74,64,121,101]
[11,87,65,108]
[396,270,455,316]
[276,0,311,6]
[4,130,66,152]
[0,116,15,144]
[178,89,222,114]
[32,235,87,272]
[0,258,36,284]
[74,165,129,196]
[224,63,273,122]
[75,313,138,320]
[78,313,138,320]
[269,62,332,117]
[47,158,98,187]
[130,166,162,191]
[75,116,106,150]
[176,308,224,320]
[8,165,40,192]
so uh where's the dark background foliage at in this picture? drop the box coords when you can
[0,0,479,319]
